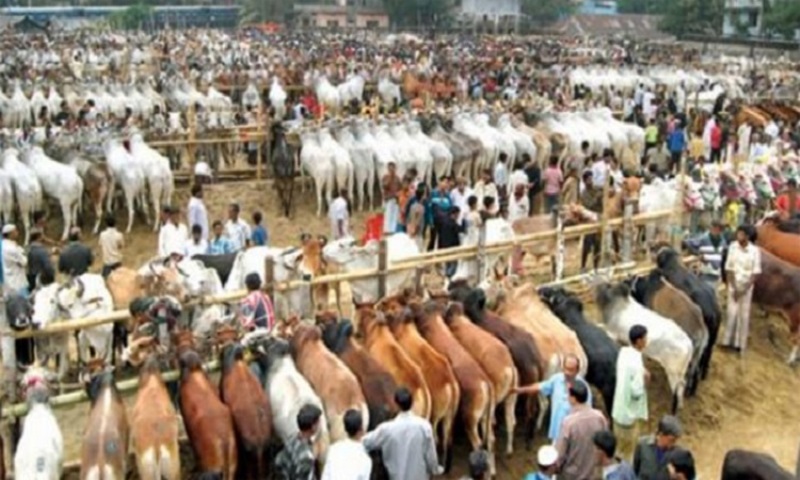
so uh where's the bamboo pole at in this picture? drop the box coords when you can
[599,176,612,268]
[672,153,688,249]
[187,103,197,184]
[377,238,388,299]
[0,295,16,399]
[256,102,264,181]
[555,209,565,281]
[621,198,634,263]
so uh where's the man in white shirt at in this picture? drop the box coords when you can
[449,177,474,223]
[157,206,187,259]
[224,203,251,251]
[723,226,762,353]
[591,154,609,188]
[1,224,28,295]
[612,324,650,462]
[494,153,509,203]
[183,224,209,257]
[329,189,350,240]
[322,409,372,480]
[98,215,125,278]
[187,184,209,240]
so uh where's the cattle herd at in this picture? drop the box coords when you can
[3,26,800,479]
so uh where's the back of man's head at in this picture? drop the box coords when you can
[394,387,413,412]
[569,380,589,404]
[468,449,490,479]
[297,404,322,433]
[343,409,363,439]
[592,430,617,459]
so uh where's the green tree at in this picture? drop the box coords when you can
[521,0,575,24]
[383,0,453,28]
[658,0,725,36]
[107,3,153,29]
[616,0,668,14]
[763,0,800,38]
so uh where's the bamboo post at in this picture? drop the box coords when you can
[377,238,388,300]
[264,256,276,302]
[599,177,612,268]
[256,102,264,181]
[554,208,565,281]
[476,222,487,284]
[0,295,16,399]
[187,103,197,184]
[671,154,688,250]
[621,198,634,263]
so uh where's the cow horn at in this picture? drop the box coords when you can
[75,277,85,298]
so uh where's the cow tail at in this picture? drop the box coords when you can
[483,381,497,476]
[224,434,238,480]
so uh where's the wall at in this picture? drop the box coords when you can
[457,0,520,19]
[355,12,388,28]
[312,12,347,28]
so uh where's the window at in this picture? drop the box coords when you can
[748,10,758,27]
[327,20,339,27]
[366,19,379,28]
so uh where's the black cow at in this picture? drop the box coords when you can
[539,286,619,415]
[6,292,34,365]
[776,218,800,235]
[721,449,794,480]
[192,253,238,286]
[655,246,721,379]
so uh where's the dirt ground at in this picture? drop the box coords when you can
[10,181,800,478]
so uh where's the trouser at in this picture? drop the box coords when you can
[544,194,560,214]
[644,141,657,162]
[427,223,439,252]
[102,262,122,279]
[444,261,457,278]
[581,233,600,270]
[710,147,722,163]
[614,420,643,463]
[383,199,399,235]
[724,285,754,351]
[670,151,682,172]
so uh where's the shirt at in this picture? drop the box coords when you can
[508,194,529,223]
[58,242,93,277]
[633,436,671,480]
[645,125,659,144]
[239,290,276,331]
[776,192,800,216]
[725,242,761,289]
[224,219,251,252]
[27,242,53,286]
[329,197,350,239]
[603,460,637,480]
[2,239,27,292]
[275,433,316,480]
[612,346,648,426]
[493,162,509,188]
[539,374,592,441]
[209,236,235,255]
[542,167,563,196]
[158,222,187,258]
[98,227,124,265]
[321,438,372,480]
[187,197,209,240]
[556,404,608,480]
[667,130,686,153]
[183,239,209,258]
[251,225,268,246]
[362,411,442,480]
[592,160,609,187]
[581,186,604,214]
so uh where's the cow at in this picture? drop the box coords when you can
[318,315,399,430]
[594,281,694,411]
[30,282,72,381]
[7,291,34,365]
[538,287,619,415]
[14,365,63,480]
[79,359,130,480]
[628,270,709,395]
[721,449,795,480]
[179,350,238,479]
[757,217,800,266]
[448,283,543,447]
[244,332,331,462]
[130,342,180,480]
[655,245,721,379]
[192,252,238,286]
[412,301,496,475]
[54,274,115,366]
[356,305,432,420]
[288,322,370,443]
[379,295,460,468]
[444,302,518,456]
[217,326,272,480]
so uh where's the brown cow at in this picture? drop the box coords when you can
[757,218,800,267]
[318,313,399,430]
[380,296,460,468]
[444,302,518,456]
[289,323,370,443]
[106,264,188,310]
[79,358,130,480]
[129,342,180,480]
[412,301,496,475]
[356,306,432,420]
[217,326,272,480]
[179,350,238,479]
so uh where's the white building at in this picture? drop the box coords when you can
[453,0,521,27]
[722,0,767,37]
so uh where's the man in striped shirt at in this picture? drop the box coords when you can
[685,221,727,285]
[238,273,275,331]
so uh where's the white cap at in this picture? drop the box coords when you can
[2,224,16,235]
[537,445,559,467]
[194,161,213,178]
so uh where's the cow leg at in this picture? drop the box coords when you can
[503,391,517,456]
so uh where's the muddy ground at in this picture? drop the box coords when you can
[7,180,799,479]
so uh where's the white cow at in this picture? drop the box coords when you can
[335,126,375,211]
[0,165,14,226]
[1,148,44,243]
[130,133,174,231]
[244,332,331,462]
[322,233,420,303]
[269,77,287,121]
[104,137,146,233]
[595,281,693,409]
[319,128,354,201]
[15,367,64,480]
[452,218,516,286]
[406,120,453,183]
[21,146,84,241]
[299,128,335,217]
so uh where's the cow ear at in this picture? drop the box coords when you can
[317,235,328,247]
[300,233,311,244]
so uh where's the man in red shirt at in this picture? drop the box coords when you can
[709,119,722,163]
[776,178,800,220]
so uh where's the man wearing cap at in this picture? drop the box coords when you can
[524,445,559,480]
[2,224,27,295]
[555,381,607,480]
[633,415,683,480]
[58,227,93,277]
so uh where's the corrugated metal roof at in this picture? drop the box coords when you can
[550,14,673,40]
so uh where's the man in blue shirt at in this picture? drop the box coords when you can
[513,354,591,442]
[251,211,269,247]
[209,221,235,255]
[427,177,452,251]
[667,122,686,174]
[524,445,560,480]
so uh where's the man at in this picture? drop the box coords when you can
[667,122,686,174]
[776,178,800,220]
[561,167,579,207]
[555,381,607,480]
[184,224,209,257]
[158,206,183,258]
[209,221,235,255]
[513,354,591,442]
[321,409,372,480]
[665,448,696,480]
[276,404,322,480]
[362,387,442,480]
[592,150,610,188]
[508,183,529,224]
[382,162,402,235]
[329,189,350,240]
[187,184,209,240]
[449,177,473,223]
[436,206,465,277]
[98,216,124,278]
[224,203,251,251]
[613,324,649,462]
[593,430,637,480]
[523,154,542,215]
[460,450,490,480]
[644,118,659,160]
[428,177,453,251]
[58,227,93,277]
[406,186,427,252]
[524,445,559,480]
[238,273,276,332]
[26,228,53,291]
[685,221,727,285]
[633,415,683,480]
[32,211,59,248]
[709,118,723,163]
[493,152,509,204]
[2,225,27,295]
[723,225,761,353]
[580,172,603,272]
[251,211,269,246]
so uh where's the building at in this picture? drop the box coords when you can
[0,5,241,29]
[293,0,388,29]
[577,0,619,15]
[722,0,766,37]
[452,0,521,30]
